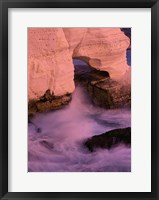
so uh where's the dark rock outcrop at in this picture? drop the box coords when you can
[39,140,54,151]
[28,90,71,118]
[87,78,131,108]
[84,127,131,152]
[75,68,131,109]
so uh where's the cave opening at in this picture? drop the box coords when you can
[73,58,109,87]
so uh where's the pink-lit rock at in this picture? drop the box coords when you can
[28,28,130,100]
[72,28,130,80]
[28,28,74,99]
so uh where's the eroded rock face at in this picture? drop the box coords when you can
[28,28,74,100]
[28,90,71,118]
[28,28,130,103]
[75,67,131,108]
[84,127,131,152]
[71,28,130,79]
[87,78,131,109]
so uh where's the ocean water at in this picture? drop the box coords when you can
[28,48,131,172]
[28,85,131,172]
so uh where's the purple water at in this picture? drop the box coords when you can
[28,85,131,172]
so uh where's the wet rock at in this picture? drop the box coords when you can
[87,78,131,108]
[75,69,131,109]
[28,90,71,118]
[84,127,131,152]
[39,140,54,151]
[28,100,38,118]
[39,89,54,102]
[75,68,109,85]
[36,127,42,133]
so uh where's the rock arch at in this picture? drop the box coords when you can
[28,28,130,100]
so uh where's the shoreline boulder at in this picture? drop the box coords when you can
[84,127,131,152]
[28,89,71,118]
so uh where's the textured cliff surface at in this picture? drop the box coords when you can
[65,28,130,79]
[28,28,130,115]
[74,66,131,109]
[28,28,74,100]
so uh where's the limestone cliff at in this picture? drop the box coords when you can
[28,28,130,102]
[64,28,130,79]
[28,28,74,100]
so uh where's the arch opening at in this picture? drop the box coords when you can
[73,58,109,87]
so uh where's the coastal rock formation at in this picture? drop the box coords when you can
[88,78,131,109]
[75,67,131,108]
[84,127,131,152]
[28,28,74,99]
[65,28,130,79]
[28,89,71,117]
[28,28,130,113]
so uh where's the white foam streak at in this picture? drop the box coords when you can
[28,86,131,172]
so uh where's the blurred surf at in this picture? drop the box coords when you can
[28,85,131,172]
